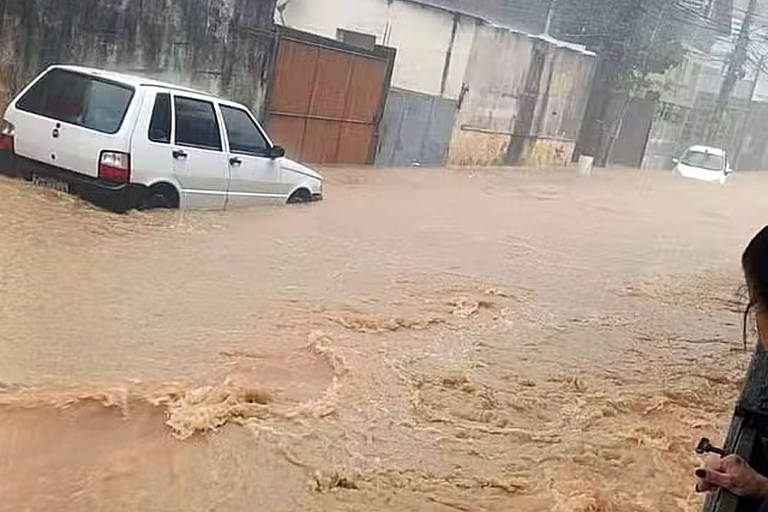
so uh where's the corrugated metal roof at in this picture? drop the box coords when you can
[407,0,733,38]
[398,0,593,55]
[400,0,549,34]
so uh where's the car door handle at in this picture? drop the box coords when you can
[173,150,187,160]
[229,157,242,166]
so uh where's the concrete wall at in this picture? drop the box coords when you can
[447,25,596,167]
[277,0,476,100]
[0,0,276,119]
[376,88,457,166]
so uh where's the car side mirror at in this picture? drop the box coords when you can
[672,157,680,164]
[269,145,285,159]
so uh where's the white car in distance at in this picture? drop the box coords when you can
[0,65,323,212]
[672,145,732,185]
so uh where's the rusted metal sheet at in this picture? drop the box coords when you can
[310,50,352,119]
[447,24,596,168]
[337,123,374,164]
[267,28,394,164]
[303,119,342,163]
[270,40,318,115]
[346,57,387,122]
[268,115,305,158]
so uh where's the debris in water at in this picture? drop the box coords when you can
[313,471,359,492]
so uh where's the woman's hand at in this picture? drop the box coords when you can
[696,454,768,498]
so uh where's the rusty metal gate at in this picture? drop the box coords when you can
[266,29,394,164]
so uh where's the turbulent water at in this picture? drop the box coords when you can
[0,167,763,511]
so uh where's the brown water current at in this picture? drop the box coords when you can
[0,167,765,510]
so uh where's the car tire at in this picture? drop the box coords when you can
[139,184,179,210]
[287,188,311,204]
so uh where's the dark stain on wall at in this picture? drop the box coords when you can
[506,43,547,165]
[0,0,276,119]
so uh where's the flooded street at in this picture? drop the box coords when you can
[0,167,763,511]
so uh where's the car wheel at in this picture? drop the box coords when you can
[139,184,179,210]
[287,188,311,204]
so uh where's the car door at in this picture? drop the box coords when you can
[130,89,174,187]
[171,94,228,210]
[218,103,284,208]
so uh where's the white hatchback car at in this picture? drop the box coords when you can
[0,65,323,212]
[673,145,732,185]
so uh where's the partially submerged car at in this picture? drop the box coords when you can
[673,145,732,185]
[0,65,323,212]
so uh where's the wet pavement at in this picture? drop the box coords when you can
[0,166,763,511]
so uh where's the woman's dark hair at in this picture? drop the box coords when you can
[742,226,768,346]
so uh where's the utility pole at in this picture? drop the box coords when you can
[709,0,759,144]
[544,0,558,36]
[733,54,765,167]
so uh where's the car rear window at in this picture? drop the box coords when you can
[174,96,222,151]
[16,69,134,134]
[681,150,724,171]
[220,105,269,155]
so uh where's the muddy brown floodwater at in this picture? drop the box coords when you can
[0,167,765,511]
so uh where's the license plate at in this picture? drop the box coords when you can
[32,174,69,194]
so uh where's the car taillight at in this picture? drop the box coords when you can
[99,151,131,183]
[0,120,14,152]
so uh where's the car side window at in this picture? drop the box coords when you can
[220,105,269,155]
[148,93,171,144]
[174,96,222,151]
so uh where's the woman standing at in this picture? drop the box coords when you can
[696,227,768,501]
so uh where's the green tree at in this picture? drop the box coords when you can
[554,0,690,164]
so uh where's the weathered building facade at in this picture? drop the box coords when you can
[277,0,475,166]
[1,0,598,169]
[279,0,596,168]
[0,0,277,119]
[448,26,595,167]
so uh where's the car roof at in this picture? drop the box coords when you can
[687,145,726,156]
[51,65,234,103]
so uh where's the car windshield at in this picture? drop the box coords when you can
[681,150,724,171]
